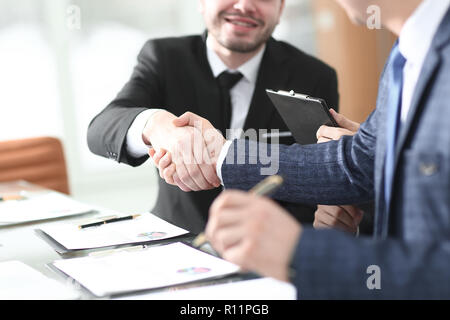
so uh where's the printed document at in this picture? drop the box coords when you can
[0,192,95,225]
[0,261,79,300]
[39,212,189,250]
[52,242,240,297]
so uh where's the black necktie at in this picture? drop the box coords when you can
[217,71,243,131]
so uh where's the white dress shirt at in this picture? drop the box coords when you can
[399,0,450,123]
[125,37,266,158]
[206,37,265,136]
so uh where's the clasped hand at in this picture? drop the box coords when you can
[145,111,225,192]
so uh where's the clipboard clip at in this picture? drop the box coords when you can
[266,89,311,100]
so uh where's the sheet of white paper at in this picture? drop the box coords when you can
[0,192,95,225]
[52,242,240,297]
[117,277,297,300]
[39,213,189,250]
[0,261,79,300]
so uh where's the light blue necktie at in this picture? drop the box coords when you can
[384,42,406,214]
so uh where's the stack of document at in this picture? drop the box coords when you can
[0,192,95,226]
[39,213,189,251]
[117,277,297,300]
[0,261,79,300]
[51,242,240,297]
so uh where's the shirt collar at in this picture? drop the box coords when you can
[206,36,265,84]
[399,0,450,64]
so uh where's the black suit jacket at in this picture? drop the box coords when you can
[87,33,339,233]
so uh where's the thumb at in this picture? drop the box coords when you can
[173,112,198,127]
[148,148,156,158]
[330,109,360,132]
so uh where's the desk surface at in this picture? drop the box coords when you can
[0,181,296,300]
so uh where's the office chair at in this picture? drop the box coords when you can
[0,136,70,194]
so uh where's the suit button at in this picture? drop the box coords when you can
[419,162,438,176]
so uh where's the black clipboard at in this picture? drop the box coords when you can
[266,89,338,145]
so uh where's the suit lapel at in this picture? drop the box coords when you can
[394,51,440,164]
[243,38,290,133]
[373,63,391,239]
[380,48,440,237]
[394,8,450,172]
[375,49,441,238]
[385,9,450,236]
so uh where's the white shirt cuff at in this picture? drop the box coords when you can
[126,109,163,158]
[216,140,233,185]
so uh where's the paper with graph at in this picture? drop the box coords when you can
[39,212,189,250]
[51,242,240,297]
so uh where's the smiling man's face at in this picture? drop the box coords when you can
[200,0,285,53]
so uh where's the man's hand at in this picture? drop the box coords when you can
[206,190,302,282]
[147,111,225,192]
[173,112,226,164]
[314,110,363,233]
[313,205,363,234]
[144,110,221,191]
[316,109,360,143]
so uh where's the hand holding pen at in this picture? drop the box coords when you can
[192,175,284,248]
[203,175,302,282]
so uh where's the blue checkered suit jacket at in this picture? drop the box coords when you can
[221,9,450,299]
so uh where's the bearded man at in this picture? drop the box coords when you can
[87,0,338,233]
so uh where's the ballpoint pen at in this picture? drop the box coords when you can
[192,175,284,249]
[78,214,141,229]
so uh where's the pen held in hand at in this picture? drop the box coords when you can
[192,175,284,249]
[78,214,141,229]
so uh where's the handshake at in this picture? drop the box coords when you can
[144,108,361,194]
[144,110,226,192]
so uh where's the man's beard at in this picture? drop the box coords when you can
[216,29,272,53]
[211,12,276,53]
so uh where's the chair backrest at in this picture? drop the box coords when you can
[0,137,70,194]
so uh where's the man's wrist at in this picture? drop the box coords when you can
[142,109,167,146]
[126,109,162,158]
